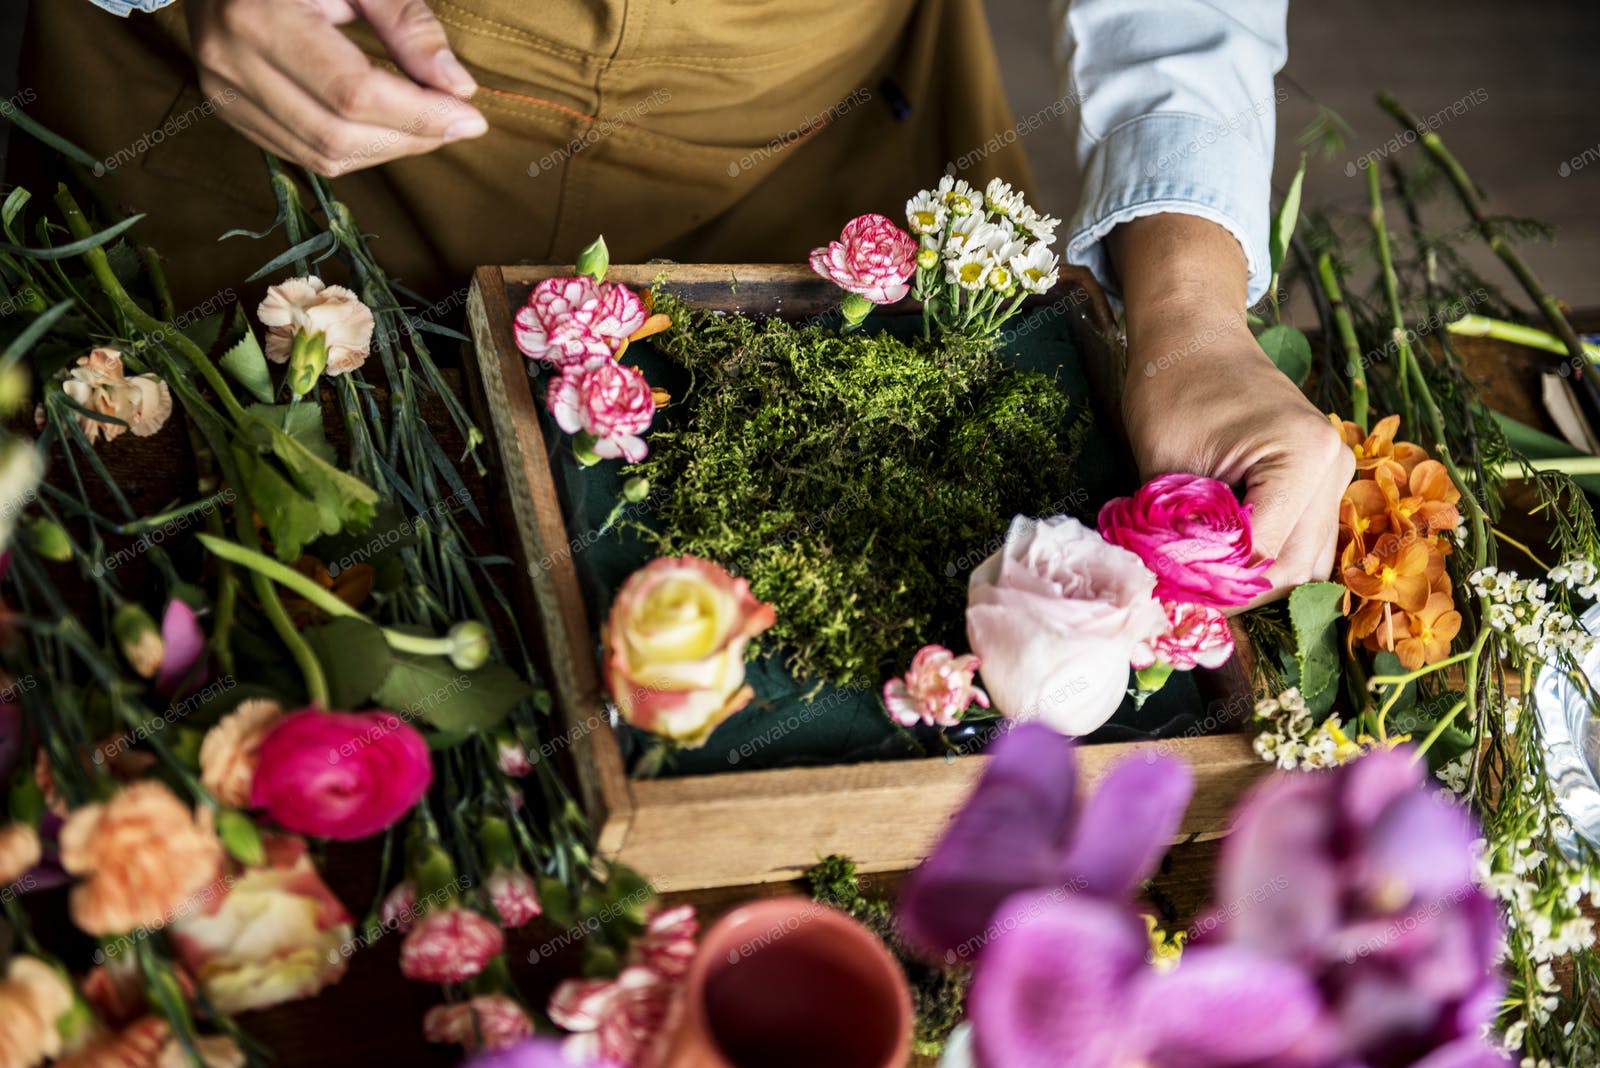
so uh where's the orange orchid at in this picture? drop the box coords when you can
[1393,592,1462,669]
[1338,480,1391,557]
[284,556,375,626]
[1343,534,1434,613]
[1374,460,1462,539]
[1331,413,1401,473]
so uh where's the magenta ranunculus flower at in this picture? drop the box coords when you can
[400,905,505,984]
[1136,601,1235,671]
[883,644,990,728]
[1097,473,1272,609]
[514,276,646,369]
[249,709,433,841]
[487,867,542,929]
[809,213,918,304]
[548,361,656,463]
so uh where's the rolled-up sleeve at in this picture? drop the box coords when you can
[1058,0,1288,305]
[83,0,178,15]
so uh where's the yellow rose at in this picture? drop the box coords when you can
[603,556,776,747]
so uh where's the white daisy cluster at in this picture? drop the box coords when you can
[905,176,1061,337]
[1251,687,1346,770]
[1470,565,1597,664]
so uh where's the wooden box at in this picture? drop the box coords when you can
[464,263,1266,892]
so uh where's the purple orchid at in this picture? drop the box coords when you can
[156,598,208,697]
[463,1038,621,1068]
[968,891,1322,1068]
[897,722,1193,961]
[1203,747,1510,1068]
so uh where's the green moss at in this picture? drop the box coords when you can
[806,854,969,1058]
[638,292,1090,687]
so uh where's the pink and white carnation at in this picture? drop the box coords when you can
[514,276,646,369]
[809,214,918,304]
[548,965,678,1068]
[882,644,989,728]
[399,905,504,984]
[1097,473,1272,609]
[422,994,534,1052]
[633,905,698,980]
[487,867,542,929]
[547,360,656,463]
[497,736,534,777]
[1136,601,1236,671]
[380,878,418,934]
[966,516,1168,737]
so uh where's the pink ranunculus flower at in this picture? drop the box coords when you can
[168,834,353,1014]
[249,709,433,841]
[487,868,542,929]
[548,966,678,1068]
[808,213,918,304]
[548,361,656,463]
[1097,473,1273,609]
[1138,601,1236,671]
[603,556,777,748]
[632,905,698,980]
[882,644,990,728]
[423,994,534,1052]
[514,277,646,369]
[966,516,1168,737]
[400,905,504,984]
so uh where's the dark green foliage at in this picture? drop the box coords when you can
[806,855,968,1058]
[638,293,1090,686]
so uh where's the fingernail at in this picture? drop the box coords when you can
[444,113,488,142]
[435,50,476,97]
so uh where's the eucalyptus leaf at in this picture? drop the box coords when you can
[374,654,530,732]
[304,617,393,708]
[220,331,275,404]
[1258,324,1314,387]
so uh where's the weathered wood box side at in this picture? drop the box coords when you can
[464,262,1266,892]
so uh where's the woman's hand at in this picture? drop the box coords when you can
[1112,214,1353,608]
[186,0,487,177]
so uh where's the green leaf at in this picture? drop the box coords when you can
[373,654,530,733]
[2,187,31,235]
[1290,582,1346,714]
[249,401,332,460]
[1269,154,1307,278]
[304,617,393,708]
[216,809,265,867]
[537,876,574,928]
[0,213,145,261]
[1486,408,1600,495]
[0,301,73,373]
[219,331,275,404]
[234,416,378,559]
[245,232,336,282]
[1258,324,1314,387]
[227,445,329,563]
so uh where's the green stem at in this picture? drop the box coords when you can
[1493,456,1600,479]
[1378,91,1589,370]
[1316,253,1368,430]
[1366,164,1414,416]
[1446,314,1600,362]
[197,534,360,620]
[1411,699,1468,761]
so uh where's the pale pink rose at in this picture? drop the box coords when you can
[399,906,504,984]
[487,867,542,928]
[966,516,1168,736]
[549,965,678,1068]
[1097,472,1272,609]
[808,214,918,304]
[633,905,698,980]
[1136,601,1236,671]
[51,348,173,444]
[882,644,990,728]
[380,878,418,933]
[603,556,777,748]
[514,276,646,369]
[257,275,374,376]
[168,834,353,1014]
[547,361,656,462]
[423,995,534,1052]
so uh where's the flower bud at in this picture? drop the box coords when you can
[0,363,31,417]
[215,808,265,867]
[575,236,610,281]
[287,330,329,398]
[447,620,491,671]
[839,292,874,330]
[916,247,940,271]
[21,517,70,562]
[622,476,651,503]
[113,602,163,679]
[571,430,602,467]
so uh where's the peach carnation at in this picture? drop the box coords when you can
[59,781,224,936]
[0,821,41,886]
[198,699,284,808]
[257,276,374,376]
[49,348,173,444]
[0,955,74,1068]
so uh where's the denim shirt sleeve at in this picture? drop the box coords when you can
[84,0,178,15]
[1057,0,1289,305]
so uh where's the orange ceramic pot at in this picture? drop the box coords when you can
[659,896,913,1068]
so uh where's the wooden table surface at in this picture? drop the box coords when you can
[20,317,1583,1067]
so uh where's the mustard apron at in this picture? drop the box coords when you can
[16,0,1036,306]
